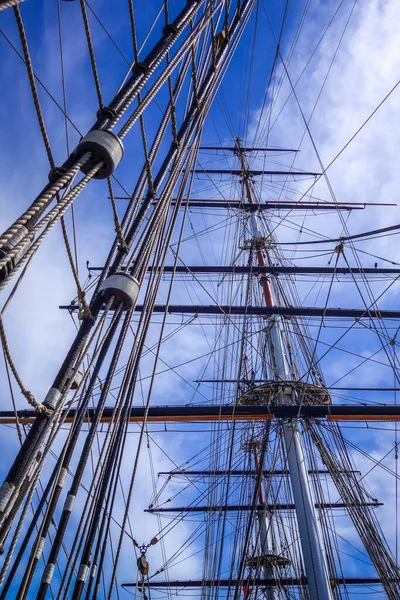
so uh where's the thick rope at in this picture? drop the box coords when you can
[13,5,92,321]
[79,0,103,108]
[0,315,47,414]
[60,217,92,320]
[2,348,23,444]
[14,5,54,168]
[108,0,204,132]
[0,407,65,587]
[0,159,94,271]
[0,0,24,12]
[107,178,128,252]
[0,161,102,295]
[0,156,88,248]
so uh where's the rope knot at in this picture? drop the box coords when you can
[77,292,94,322]
[23,390,49,415]
[116,237,129,253]
[78,304,94,322]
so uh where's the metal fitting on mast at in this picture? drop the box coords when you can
[67,367,84,390]
[99,272,140,310]
[73,130,124,179]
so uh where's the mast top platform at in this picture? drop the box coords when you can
[247,554,291,568]
[238,381,331,406]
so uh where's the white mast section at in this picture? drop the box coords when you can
[265,292,334,599]
[248,212,277,600]
[239,138,333,599]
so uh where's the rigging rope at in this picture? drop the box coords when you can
[0,315,47,414]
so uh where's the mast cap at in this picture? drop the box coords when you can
[74,130,124,179]
[99,272,139,310]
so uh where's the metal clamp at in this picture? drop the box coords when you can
[74,130,124,179]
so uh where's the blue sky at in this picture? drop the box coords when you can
[1,0,400,598]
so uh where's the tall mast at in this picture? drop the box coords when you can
[235,138,277,600]
[235,138,334,599]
